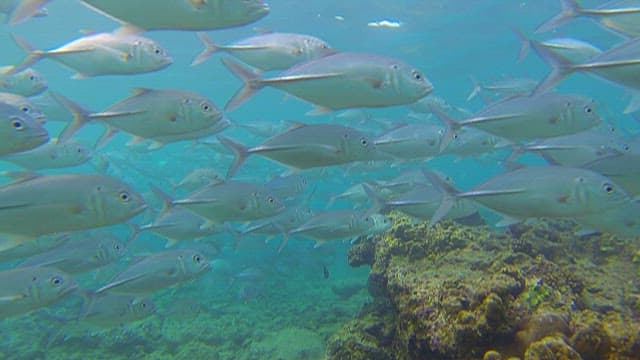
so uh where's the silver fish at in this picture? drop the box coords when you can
[265,174,309,201]
[80,0,269,31]
[537,0,640,36]
[19,233,125,274]
[0,266,77,319]
[432,93,601,151]
[0,233,69,262]
[374,123,444,160]
[172,168,223,193]
[0,103,49,156]
[384,184,479,222]
[173,181,285,223]
[0,0,50,25]
[574,196,640,237]
[56,88,226,147]
[78,294,156,328]
[0,92,46,123]
[532,36,640,113]
[10,32,173,79]
[582,144,640,195]
[218,123,378,178]
[289,210,391,247]
[1,138,92,170]
[427,167,632,225]
[222,52,433,113]
[95,249,209,295]
[442,127,511,157]
[193,32,335,70]
[0,173,146,251]
[466,76,538,103]
[134,185,219,247]
[240,205,315,251]
[0,66,47,97]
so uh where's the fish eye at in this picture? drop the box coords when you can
[267,196,275,204]
[584,105,592,113]
[154,47,162,55]
[50,276,63,286]
[391,64,399,70]
[11,119,24,130]
[200,102,211,112]
[360,137,368,147]
[114,243,122,251]
[29,75,35,81]
[21,106,30,113]
[602,183,614,194]
[412,70,422,80]
[193,254,202,263]
[622,144,630,152]
[119,191,130,202]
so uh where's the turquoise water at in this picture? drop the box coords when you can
[1,1,639,359]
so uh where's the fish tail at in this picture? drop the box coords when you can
[362,182,386,215]
[466,75,482,102]
[428,104,461,153]
[221,57,263,111]
[126,223,142,247]
[535,0,582,33]
[149,184,174,215]
[276,230,290,253]
[510,27,530,62]
[217,135,249,179]
[530,40,575,95]
[7,0,50,25]
[49,92,92,142]
[7,33,45,74]
[420,170,458,227]
[192,32,220,66]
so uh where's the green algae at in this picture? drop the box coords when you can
[329,213,640,359]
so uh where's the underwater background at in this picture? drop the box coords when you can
[0,0,639,359]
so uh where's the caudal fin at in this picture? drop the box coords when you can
[429,104,462,153]
[192,32,220,66]
[7,0,51,25]
[217,135,250,179]
[535,0,582,33]
[530,40,575,95]
[420,170,458,227]
[221,57,263,111]
[7,33,46,73]
[48,92,92,142]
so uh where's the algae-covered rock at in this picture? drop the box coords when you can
[329,213,640,360]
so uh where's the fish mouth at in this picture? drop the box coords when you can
[61,281,80,298]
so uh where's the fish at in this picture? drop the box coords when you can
[192,32,336,70]
[218,123,379,178]
[516,35,602,65]
[78,294,156,328]
[172,180,285,223]
[133,185,220,247]
[9,31,173,79]
[373,123,444,160]
[531,36,640,113]
[0,0,50,25]
[0,103,49,156]
[0,266,78,319]
[0,67,47,97]
[171,168,223,193]
[53,88,227,147]
[239,205,315,251]
[574,196,640,237]
[0,173,146,251]
[1,138,92,170]
[384,184,480,222]
[441,127,511,157]
[0,233,69,262]
[582,144,640,195]
[322,264,329,279]
[466,76,538,102]
[265,174,309,202]
[0,92,47,123]
[95,249,210,295]
[536,0,640,37]
[80,0,269,31]
[289,210,391,248]
[221,52,433,113]
[432,93,601,151]
[425,167,633,226]
[19,233,125,274]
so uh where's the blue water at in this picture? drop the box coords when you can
[1,1,639,359]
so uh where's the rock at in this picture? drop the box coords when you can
[524,336,582,360]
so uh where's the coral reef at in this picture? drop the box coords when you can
[328,212,640,359]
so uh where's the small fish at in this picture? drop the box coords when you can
[426,167,632,226]
[172,168,223,193]
[78,294,156,328]
[19,233,125,274]
[95,249,209,295]
[322,264,329,279]
[221,52,433,113]
[9,31,173,79]
[0,173,146,251]
[239,205,315,251]
[133,185,219,247]
[218,123,378,178]
[0,67,47,97]
[385,183,479,222]
[193,32,335,70]
[0,103,49,156]
[172,180,285,223]
[1,138,92,170]
[0,0,51,25]
[80,0,269,31]
[53,88,227,148]
[0,266,77,319]
[442,127,511,157]
[574,196,640,237]
[265,174,309,201]
[515,33,602,65]
[532,36,640,113]
[373,123,444,160]
[432,93,601,151]
[0,233,69,262]
[582,144,640,195]
[466,76,538,102]
[29,91,74,123]
[536,0,640,37]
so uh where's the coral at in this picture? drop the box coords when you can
[328,214,640,360]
